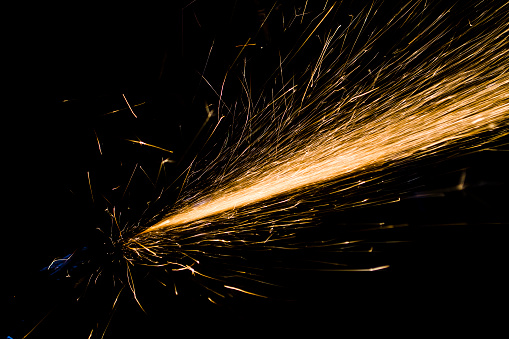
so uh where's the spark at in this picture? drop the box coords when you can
[300,0,309,24]
[301,265,391,272]
[122,163,138,199]
[104,101,145,115]
[21,307,55,339]
[224,285,269,298]
[94,129,102,155]
[100,286,126,339]
[139,165,156,188]
[127,138,174,154]
[122,93,138,118]
[125,263,145,313]
[235,43,257,48]
[87,171,94,203]
[122,0,508,298]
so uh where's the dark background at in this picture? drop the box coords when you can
[4,0,508,337]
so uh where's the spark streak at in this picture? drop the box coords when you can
[87,171,94,203]
[224,285,269,298]
[122,93,138,118]
[127,138,174,154]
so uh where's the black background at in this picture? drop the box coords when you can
[4,1,508,337]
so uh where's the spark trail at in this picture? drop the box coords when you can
[125,1,508,270]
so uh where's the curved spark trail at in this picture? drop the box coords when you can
[126,1,509,268]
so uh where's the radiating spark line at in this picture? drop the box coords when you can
[139,165,156,188]
[224,285,269,298]
[126,138,174,154]
[300,0,309,24]
[122,93,138,118]
[176,160,194,201]
[94,129,102,155]
[104,102,145,115]
[155,158,175,187]
[122,163,138,199]
[100,286,125,339]
[108,206,123,238]
[87,171,94,203]
[207,297,218,304]
[235,43,257,48]
[287,265,390,272]
[21,307,56,339]
[125,263,145,314]
[193,41,215,103]
[292,3,336,69]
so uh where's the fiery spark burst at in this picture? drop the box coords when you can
[7,2,508,338]
[121,0,508,298]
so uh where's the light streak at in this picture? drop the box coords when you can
[224,285,269,298]
[122,163,138,199]
[21,307,55,339]
[87,171,94,203]
[122,93,138,118]
[104,101,145,115]
[100,286,126,339]
[127,138,174,154]
[94,129,102,155]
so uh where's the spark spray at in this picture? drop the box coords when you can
[7,1,509,338]
[124,0,508,283]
